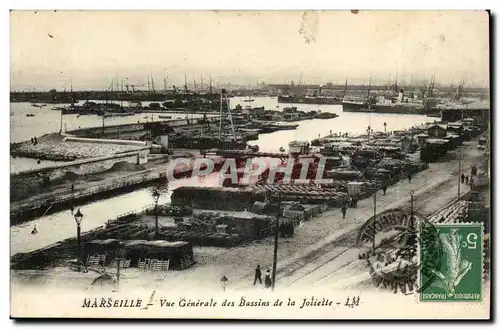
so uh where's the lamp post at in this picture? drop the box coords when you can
[152,190,160,238]
[74,208,84,271]
[220,276,229,292]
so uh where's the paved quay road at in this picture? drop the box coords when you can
[10,139,486,292]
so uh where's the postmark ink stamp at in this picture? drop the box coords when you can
[420,223,483,302]
[357,208,442,295]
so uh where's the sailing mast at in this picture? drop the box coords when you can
[366,77,372,102]
[184,73,188,93]
[342,76,348,100]
[201,74,204,93]
[209,74,213,94]
[151,74,155,93]
[163,71,167,93]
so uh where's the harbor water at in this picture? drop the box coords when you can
[10,96,437,255]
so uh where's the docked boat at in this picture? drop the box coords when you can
[25,113,35,117]
[158,115,172,119]
[278,95,343,105]
[243,96,254,102]
[342,100,376,112]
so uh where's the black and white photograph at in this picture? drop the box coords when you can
[8,10,491,319]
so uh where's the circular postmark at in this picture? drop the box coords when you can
[356,208,443,295]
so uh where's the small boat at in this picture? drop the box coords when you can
[279,147,286,153]
[31,104,47,108]
[158,115,172,119]
[243,96,254,102]
[26,114,35,117]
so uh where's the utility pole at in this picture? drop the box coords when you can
[271,194,281,291]
[458,148,462,199]
[102,113,105,137]
[116,253,121,291]
[410,190,415,232]
[372,185,377,253]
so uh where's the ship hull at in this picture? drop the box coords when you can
[342,102,429,115]
[341,102,375,112]
[278,96,343,105]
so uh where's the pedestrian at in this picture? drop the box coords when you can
[71,184,75,193]
[382,185,387,195]
[253,265,262,285]
[408,172,412,183]
[264,269,272,288]
[465,175,469,186]
[469,177,474,189]
[341,205,347,219]
[461,173,465,184]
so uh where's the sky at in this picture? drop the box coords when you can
[10,10,490,91]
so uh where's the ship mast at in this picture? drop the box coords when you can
[342,76,348,100]
[184,73,188,93]
[163,71,167,93]
[366,77,372,101]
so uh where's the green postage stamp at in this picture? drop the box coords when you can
[420,223,483,302]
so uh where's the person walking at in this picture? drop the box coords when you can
[465,175,469,186]
[408,172,412,183]
[382,185,387,196]
[461,173,465,184]
[341,205,347,219]
[253,265,262,285]
[264,269,272,288]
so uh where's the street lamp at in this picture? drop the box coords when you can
[152,190,160,238]
[220,276,229,292]
[74,208,84,271]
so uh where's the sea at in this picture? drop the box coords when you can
[10,96,437,255]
